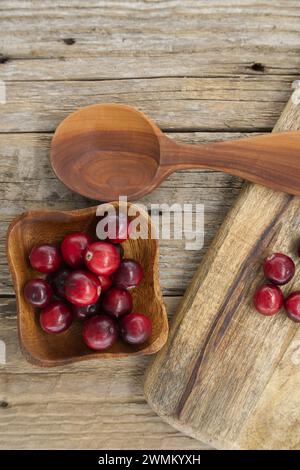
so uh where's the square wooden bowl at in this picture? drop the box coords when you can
[6,202,168,366]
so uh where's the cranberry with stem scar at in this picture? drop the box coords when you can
[112,259,143,290]
[40,301,73,334]
[84,242,120,276]
[120,312,152,345]
[65,270,101,306]
[102,287,133,318]
[253,283,283,316]
[24,279,53,308]
[263,253,295,285]
[82,314,118,350]
[29,244,62,274]
[284,291,300,322]
[61,232,93,268]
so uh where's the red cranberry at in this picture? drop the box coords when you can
[72,302,102,320]
[82,314,118,350]
[120,313,152,345]
[253,283,283,316]
[98,274,112,293]
[84,242,120,276]
[40,301,73,334]
[61,232,93,268]
[98,213,130,244]
[29,244,62,273]
[65,270,101,306]
[48,268,71,298]
[284,291,300,322]
[102,287,133,318]
[263,253,295,285]
[112,259,143,290]
[24,279,53,308]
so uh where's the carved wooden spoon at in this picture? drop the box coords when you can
[50,103,300,201]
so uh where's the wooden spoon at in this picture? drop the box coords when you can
[50,103,300,201]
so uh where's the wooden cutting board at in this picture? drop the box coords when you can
[144,83,300,450]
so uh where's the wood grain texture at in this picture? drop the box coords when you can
[0,77,291,132]
[1,0,300,450]
[144,87,300,449]
[0,1,300,62]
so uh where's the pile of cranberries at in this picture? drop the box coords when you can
[23,215,152,350]
[253,251,300,322]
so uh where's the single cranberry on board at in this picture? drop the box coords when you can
[24,278,53,308]
[120,312,152,345]
[102,286,133,318]
[61,232,93,268]
[253,283,283,316]
[65,270,101,306]
[263,253,295,285]
[29,244,62,273]
[84,242,120,276]
[82,314,118,351]
[99,213,130,244]
[284,291,300,322]
[48,268,71,299]
[40,301,73,334]
[72,302,102,320]
[112,259,143,290]
[98,274,112,293]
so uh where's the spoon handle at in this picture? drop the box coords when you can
[165,131,300,196]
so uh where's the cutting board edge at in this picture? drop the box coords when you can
[144,388,239,450]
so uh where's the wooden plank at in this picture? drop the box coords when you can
[0,77,291,132]
[144,86,300,449]
[0,0,300,62]
[1,55,300,81]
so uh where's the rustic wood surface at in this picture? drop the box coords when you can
[0,0,299,450]
[144,89,300,450]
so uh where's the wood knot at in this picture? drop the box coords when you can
[0,55,9,64]
[250,62,265,72]
[63,38,76,45]
[0,401,9,408]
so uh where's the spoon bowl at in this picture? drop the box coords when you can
[51,103,300,200]
[51,104,163,200]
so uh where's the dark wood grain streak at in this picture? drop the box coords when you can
[175,194,292,417]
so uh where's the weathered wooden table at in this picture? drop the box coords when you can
[0,0,299,450]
